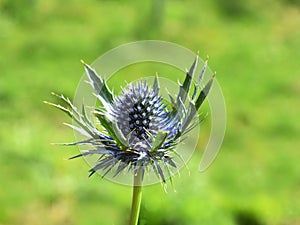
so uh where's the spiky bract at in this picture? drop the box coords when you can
[45,54,214,184]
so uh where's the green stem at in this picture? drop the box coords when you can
[128,168,143,225]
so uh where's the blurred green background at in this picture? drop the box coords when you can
[1,0,300,224]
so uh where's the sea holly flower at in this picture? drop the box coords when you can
[45,54,214,186]
[45,53,215,225]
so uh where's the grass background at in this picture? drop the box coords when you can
[1,0,300,224]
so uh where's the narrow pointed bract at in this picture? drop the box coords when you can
[46,54,214,184]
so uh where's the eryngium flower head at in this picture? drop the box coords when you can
[45,54,214,184]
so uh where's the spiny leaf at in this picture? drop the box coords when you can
[164,156,177,168]
[89,156,117,176]
[195,74,215,110]
[63,123,92,137]
[50,92,81,117]
[181,100,197,132]
[151,131,169,152]
[81,103,94,128]
[176,55,198,106]
[162,159,176,192]
[113,161,129,177]
[45,94,98,139]
[182,115,206,137]
[81,60,114,104]
[43,101,72,118]
[198,55,208,84]
[181,74,214,133]
[192,56,208,101]
[69,148,110,159]
[153,72,160,94]
[94,110,128,149]
[153,161,166,183]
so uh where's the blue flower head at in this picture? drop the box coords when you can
[45,54,214,184]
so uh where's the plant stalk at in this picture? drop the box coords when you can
[128,168,143,225]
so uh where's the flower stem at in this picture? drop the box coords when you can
[128,168,143,225]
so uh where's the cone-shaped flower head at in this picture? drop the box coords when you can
[45,55,214,183]
[112,81,177,150]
